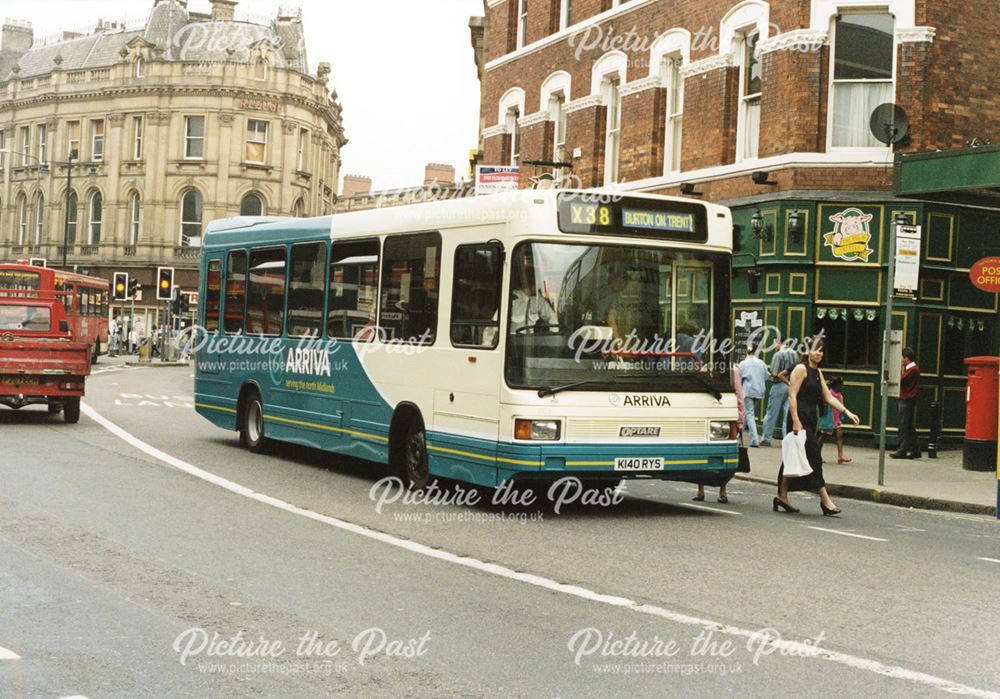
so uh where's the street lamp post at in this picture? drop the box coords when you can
[0,150,94,269]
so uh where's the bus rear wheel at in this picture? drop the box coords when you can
[402,421,431,490]
[240,391,267,453]
[64,398,81,424]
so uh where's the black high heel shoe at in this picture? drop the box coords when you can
[821,503,842,516]
[773,497,799,513]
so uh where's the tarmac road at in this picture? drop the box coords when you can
[1,364,998,697]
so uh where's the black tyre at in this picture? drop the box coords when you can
[239,391,267,453]
[401,420,431,490]
[64,398,81,424]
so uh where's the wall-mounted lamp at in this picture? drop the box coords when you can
[751,170,777,185]
[894,212,911,226]
[787,210,803,245]
[679,182,702,196]
[732,252,762,294]
[750,209,772,241]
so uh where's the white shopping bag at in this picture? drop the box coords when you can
[781,430,813,477]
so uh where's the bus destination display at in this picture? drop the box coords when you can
[557,195,706,242]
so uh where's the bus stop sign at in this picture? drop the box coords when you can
[970,257,1000,293]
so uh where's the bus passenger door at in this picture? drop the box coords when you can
[431,241,504,487]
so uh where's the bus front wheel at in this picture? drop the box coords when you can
[401,421,431,490]
[240,391,267,454]
[64,398,81,424]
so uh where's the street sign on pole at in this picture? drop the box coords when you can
[893,224,921,296]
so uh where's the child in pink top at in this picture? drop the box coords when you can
[819,377,851,463]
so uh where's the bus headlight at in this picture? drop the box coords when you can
[515,419,560,441]
[709,421,732,440]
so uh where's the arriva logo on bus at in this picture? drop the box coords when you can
[285,348,332,377]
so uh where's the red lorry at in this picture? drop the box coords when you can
[0,291,92,423]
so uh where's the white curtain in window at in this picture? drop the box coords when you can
[832,82,893,147]
[742,99,761,159]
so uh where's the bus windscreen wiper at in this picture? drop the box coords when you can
[675,372,723,400]
[537,375,648,398]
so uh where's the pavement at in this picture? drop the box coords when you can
[739,438,998,516]
[92,355,998,517]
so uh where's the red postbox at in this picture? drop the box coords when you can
[964,356,1000,471]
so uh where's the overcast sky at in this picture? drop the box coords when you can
[13,0,485,192]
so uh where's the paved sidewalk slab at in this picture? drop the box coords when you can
[738,440,997,516]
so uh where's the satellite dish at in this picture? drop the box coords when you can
[869,103,910,145]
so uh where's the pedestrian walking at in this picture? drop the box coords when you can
[759,337,800,445]
[891,347,921,459]
[128,326,138,355]
[818,377,851,464]
[738,344,768,447]
[773,336,860,516]
[108,318,119,357]
[696,364,745,504]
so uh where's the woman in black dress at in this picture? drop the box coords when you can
[773,337,859,515]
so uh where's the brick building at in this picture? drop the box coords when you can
[474,0,1000,441]
[0,0,345,334]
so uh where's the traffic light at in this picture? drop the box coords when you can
[112,272,128,301]
[157,266,175,301]
[179,292,190,315]
[171,288,182,316]
[127,277,140,299]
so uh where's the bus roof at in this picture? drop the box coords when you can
[201,189,733,251]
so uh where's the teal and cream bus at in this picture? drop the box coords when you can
[194,189,739,490]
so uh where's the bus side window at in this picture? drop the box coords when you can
[327,240,379,340]
[224,250,247,334]
[379,233,440,345]
[246,247,287,336]
[451,243,502,349]
[287,242,327,338]
[205,259,222,332]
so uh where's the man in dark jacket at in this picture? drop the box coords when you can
[891,347,920,458]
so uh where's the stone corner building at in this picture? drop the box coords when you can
[474,0,1000,441]
[0,0,346,326]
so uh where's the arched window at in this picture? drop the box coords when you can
[292,198,305,217]
[33,193,44,245]
[240,192,264,216]
[180,189,203,246]
[129,192,141,245]
[134,56,144,78]
[65,191,78,245]
[254,59,268,81]
[16,193,27,245]
[88,191,103,244]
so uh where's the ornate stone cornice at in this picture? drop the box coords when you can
[218,112,235,125]
[565,95,602,114]
[518,111,550,128]
[759,30,829,55]
[108,112,126,125]
[620,76,662,96]
[680,53,735,79]
[482,124,507,139]
[896,26,936,43]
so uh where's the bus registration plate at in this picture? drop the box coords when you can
[614,457,664,471]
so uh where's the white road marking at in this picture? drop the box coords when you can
[894,524,927,532]
[976,557,1000,564]
[80,402,999,699]
[673,502,742,516]
[0,646,20,660]
[807,526,889,542]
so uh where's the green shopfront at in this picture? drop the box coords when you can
[730,147,1000,444]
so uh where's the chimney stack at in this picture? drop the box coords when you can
[210,0,238,22]
[424,163,456,186]
[341,175,373,199]
[1,19,33,54]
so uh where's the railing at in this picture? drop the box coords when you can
[90,69,110,81]
[79,245,99,256]
[174,246,201,259]
[123,245,137,257]
[66,71,86,84]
